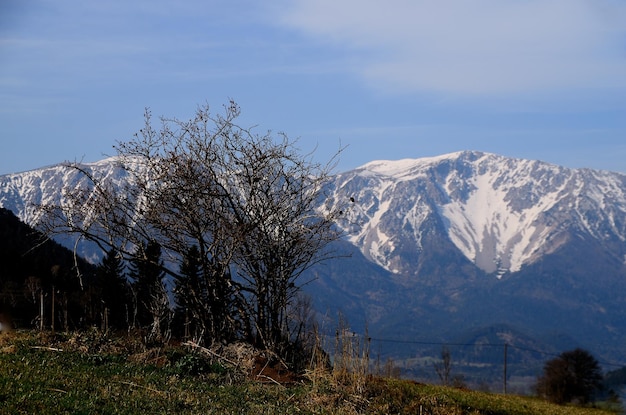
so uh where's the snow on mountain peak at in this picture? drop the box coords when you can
[358,151,481,178]
[0,157,127,226]
[334,151,626,276]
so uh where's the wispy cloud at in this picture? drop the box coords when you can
[276,0,626,96]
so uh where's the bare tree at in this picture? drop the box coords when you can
[40,101,345,353]
[226,130,345,351]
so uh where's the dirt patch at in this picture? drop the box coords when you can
[250,355,300,385]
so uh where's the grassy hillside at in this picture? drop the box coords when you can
[0,330,619,415]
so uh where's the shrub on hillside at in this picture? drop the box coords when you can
[536,348,603,405]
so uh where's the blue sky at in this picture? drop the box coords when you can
[1,0,625,175]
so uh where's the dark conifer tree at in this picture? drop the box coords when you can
[172,244,239,345]
[129,240,171,342]
[95,248,130,330]
[173,245,203,341]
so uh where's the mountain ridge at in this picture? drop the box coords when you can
[329,150,626,277]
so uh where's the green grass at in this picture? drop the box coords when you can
[366,379,621,415]
[0,331,619,415]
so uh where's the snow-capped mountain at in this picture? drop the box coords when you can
[3,150,626,370]
[328,150,626,277]
[0,157,128,227]
[4,150,626,278]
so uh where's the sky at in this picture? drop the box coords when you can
[1,0,626,175]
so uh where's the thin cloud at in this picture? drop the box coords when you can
[276,0,626,95]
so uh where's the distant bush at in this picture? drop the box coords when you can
[536,348,603,405]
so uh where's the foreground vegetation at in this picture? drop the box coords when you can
[0,330,619,415]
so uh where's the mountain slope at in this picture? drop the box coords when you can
[313,151,626,373]
[0,158,128,228]
[328,151,626,277]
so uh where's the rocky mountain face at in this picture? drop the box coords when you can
[2,151,626,382]
[327,151,626,277]
[0,158,127,228]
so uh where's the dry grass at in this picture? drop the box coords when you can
[0,329,620,414]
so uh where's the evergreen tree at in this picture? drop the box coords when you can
[95,249,130,330]
[173,245,203,341]
[172,244,236,345]
[129,240,171,343]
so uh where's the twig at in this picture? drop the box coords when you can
[258,356,271,376]
[256,374,284,387]
[47,388,67,394]
[182,341,238,367]
[118,381,168,396]
[31,346,64,352]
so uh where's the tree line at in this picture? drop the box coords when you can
[0,208,165,335]
[0,207,92,331]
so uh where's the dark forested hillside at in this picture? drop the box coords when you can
[0,208,96,329]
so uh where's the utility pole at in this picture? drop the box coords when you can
[503,343,508,395]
